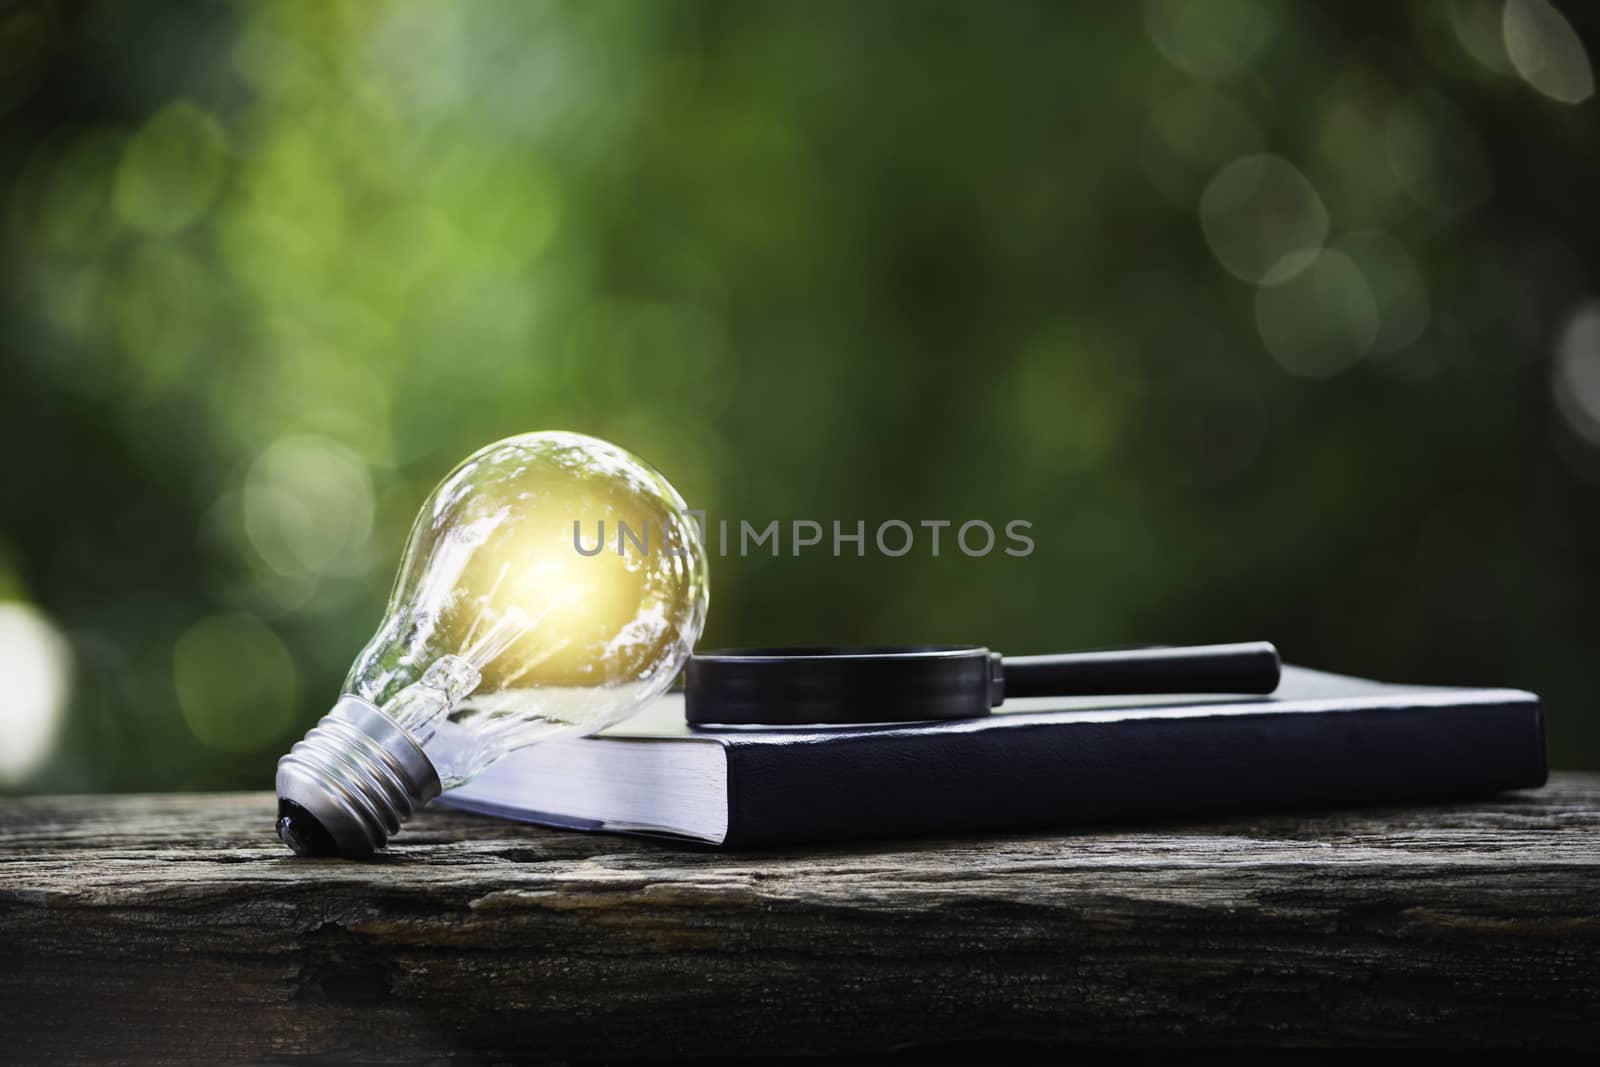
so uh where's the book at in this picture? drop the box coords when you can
[437,665,1548,847]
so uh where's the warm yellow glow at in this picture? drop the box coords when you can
[421,444,695,691]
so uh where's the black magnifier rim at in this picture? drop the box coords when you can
[685,645,999,727]
[694,645,981,661]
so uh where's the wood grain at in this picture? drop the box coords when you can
[2,777,1599,1061]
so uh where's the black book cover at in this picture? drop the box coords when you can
[442,667,1548,847]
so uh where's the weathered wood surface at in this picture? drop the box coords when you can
[2,777,1599,1061]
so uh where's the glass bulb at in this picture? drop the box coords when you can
[275,431,708,856]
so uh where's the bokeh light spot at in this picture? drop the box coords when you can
[173,614,298,753]
[218,126,345,304]
[1451,0,1515,75]
[110,241,212,390]
[0,602,72,786]
[1385,92,1492,215]
[1254,250,1379,378]
[1333,231,1430,353]
[1504,0,1595,104]
[431,150,561,274]
[231,6,319,103]
[113,101,228,236]
[1141,87,1264,207]
[1553,302,1600,446]
[350,0,469,120]
[1201,154,1329,285]
[36,129,122,256]
[1309,71,1411,228]
[1141,0,1279,80]
[242,435,375,580]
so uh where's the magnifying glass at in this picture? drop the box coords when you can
[684,641,1280,726]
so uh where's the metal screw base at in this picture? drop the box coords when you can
[275,696,442,857]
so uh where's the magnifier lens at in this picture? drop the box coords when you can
[685,646,998,727]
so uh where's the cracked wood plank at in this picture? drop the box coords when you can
[2,776,1599,1061]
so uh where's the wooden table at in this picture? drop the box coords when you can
[3,776,1599,1060]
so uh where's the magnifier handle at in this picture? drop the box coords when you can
[1000,641,1280,699]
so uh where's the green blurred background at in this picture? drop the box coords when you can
[3,0,1599,793]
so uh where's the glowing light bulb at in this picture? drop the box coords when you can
[275,431,708,856]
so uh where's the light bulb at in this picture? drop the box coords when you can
[275,431,708,856]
